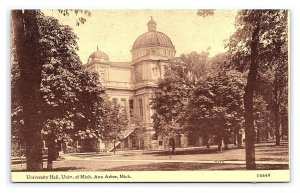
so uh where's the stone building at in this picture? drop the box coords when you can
[84,17,192,151]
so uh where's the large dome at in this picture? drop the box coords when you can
[131,17,176,61]
[132,31,175,51]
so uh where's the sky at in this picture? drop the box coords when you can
[43,10,237,64]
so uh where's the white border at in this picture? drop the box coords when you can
[1,0,299,192]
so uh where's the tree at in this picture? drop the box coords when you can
[185,70,245,151]
[151,52,209,138]
[11,10,93,170]
[95,98,129,143]
[12,10,44,170]
[76,97,129,153]
[227,10,288,169]
[37,14,105,169]
[253,94,269,143]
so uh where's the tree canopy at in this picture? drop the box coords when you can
[11,11,129,170]
[227,10,288,169]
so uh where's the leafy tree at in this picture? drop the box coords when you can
[227,10,288,169]
[185,70,245,150]
[130,116,147,150]
[151,52,209,138]
[71,94,130,153]
[253,94,269,143]
[11,10,94,170]
[91,98,129,143]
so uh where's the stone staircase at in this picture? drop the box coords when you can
[107,128,136,152]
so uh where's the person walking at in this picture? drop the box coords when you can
[169,138,175,154]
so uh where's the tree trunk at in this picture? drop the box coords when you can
[217,139,222,152]
[274,102,280,145]
[47,133,56,171]
[244,17,261,170]
[265,113,269,141]
[113,140,116,155]
[223,131,229,150]
[204,133,210,148]
[12,10,43,171]
[273,79,281,146]
[216,132,223,152]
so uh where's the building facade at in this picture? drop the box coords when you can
[84,17,185,151]
[84,17,233,152]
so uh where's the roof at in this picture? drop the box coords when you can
[88,46,109,61]
[108,61,133,68]
[132,17,175,51]
[132,31,175,51]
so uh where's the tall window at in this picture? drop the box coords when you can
[129,99,134,117]
[139,99,143,119]
[120,98,126,114]
[100,72,105,82]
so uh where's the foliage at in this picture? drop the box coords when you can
[151,52,209,137]
[11,9,95,170]
[11,13,104,143]
[151,47,247,150]
[12,12,130,158]
[227,10,288,169]
[77,97,129,142]
[227,10,288,144]
[227,10,288,73]
[38,14,105,138]
[185,70,245,138]
[57,9,91,26]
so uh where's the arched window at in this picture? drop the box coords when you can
[100,72,105,82]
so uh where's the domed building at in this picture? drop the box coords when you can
[85,17,188,151]
[88,46,109,63]
[131,16,175,61]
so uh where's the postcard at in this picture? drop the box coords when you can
[10,9,290,182]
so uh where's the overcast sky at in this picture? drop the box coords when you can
[43,10,237,64]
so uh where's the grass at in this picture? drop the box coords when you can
[102,162,289,171]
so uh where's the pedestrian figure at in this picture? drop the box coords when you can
[169,138,175,154]
[62,139,68,154]
[216,132,223,152]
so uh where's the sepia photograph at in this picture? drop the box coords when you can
[10,9,289,182]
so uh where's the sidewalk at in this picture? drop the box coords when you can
[11,141,289,171]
